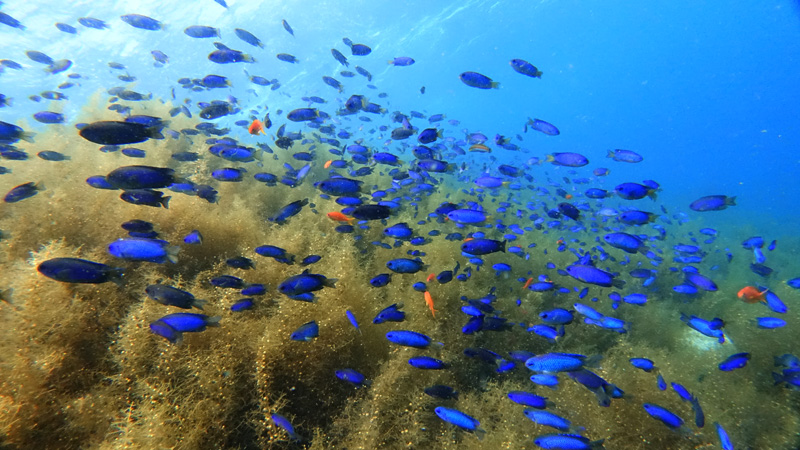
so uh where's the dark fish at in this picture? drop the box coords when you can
[269,198,309,223]
[510,58,542,78]
[322,76,343,92]
[526,118,560,135]
[38,257,124,284]
[351,204,391,220]
[277,53,298,63]
[459,71,499,89]
[209,49,254,64]
[120,14,162,30]
[388,57,415,66]
[278,269,337,297]
[282,19,294,36]
[4,182,44,203]
[78,17,109,29]
[79,121,163,145]
[690,195,736,212]
[351,44,371,55]
[184,25,219,38]
[0,11,25,30]
[145,285,206,309]
[26,50,54,65]
[235,28,263,47]
[331,48,349,66]
[33,112,65,124]
[56,23,77,34]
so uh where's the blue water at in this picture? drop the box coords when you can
[1,1,799,448]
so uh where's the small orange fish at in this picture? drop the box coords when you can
[556,239,564,245]
[324,160,333,169]
[469,143,491,152]
[424,291,437,318]
[327,211,353,222]
[737,286,768,303]
[522,277,534,290]
[426,273,436,282]
[248,119,264,135]
[565,194,573,199]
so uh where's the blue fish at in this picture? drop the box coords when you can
[373,303,405,324]
[108,238,179,263]
[4,181,44,203]
[145,285,205,309]
[630,358,656,372]
[533,433,603,449]
[386,258,426,274]
[680,314,725,343]
[269,199,308,223]
[385,330,441,348]
[718,353,750,371]
[290,321,319,341]
[408,356,448,369]
[643,403,685,430]
[525,353,600,373]
[37,257,124,284]
[270,413,301,441]
[507,391,549,409]
[278,270,337,298]
[335,368,370,387]
[434,407,485,439]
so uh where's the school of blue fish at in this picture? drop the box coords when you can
[1,3,799,449]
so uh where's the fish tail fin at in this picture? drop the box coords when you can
[772,372,784,385]
[474,427,486,441]
[20,131,35,143]
[108,268,126,286]
[387,59,394,65]
[545,154,555,163]
[607,150,616,159]
[491,81,500,89]
[584,354,604,368]
[647,190,658,201]
[727,196,737,206]
[161,196,171,209]
[243,54,255,63]
[206,316,222,327]
[147,126,165,140]
[536,70,543,77]
[166,245,180,264]
[589,438,606,449]
[0,288,13,303]
[192,298,207,310]
[568,425,586,434]
[501,240,507,252]
[324,278,338,288]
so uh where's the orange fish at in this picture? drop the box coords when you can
[565,194,573,199]
[248,119,264,135]
[424,291,437,318]
[327,211,353,222]
[426,273,436,282]
[324,160,333,169]
[469,143,491,152]
[522,277,534,290]
[737,286,768,303]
